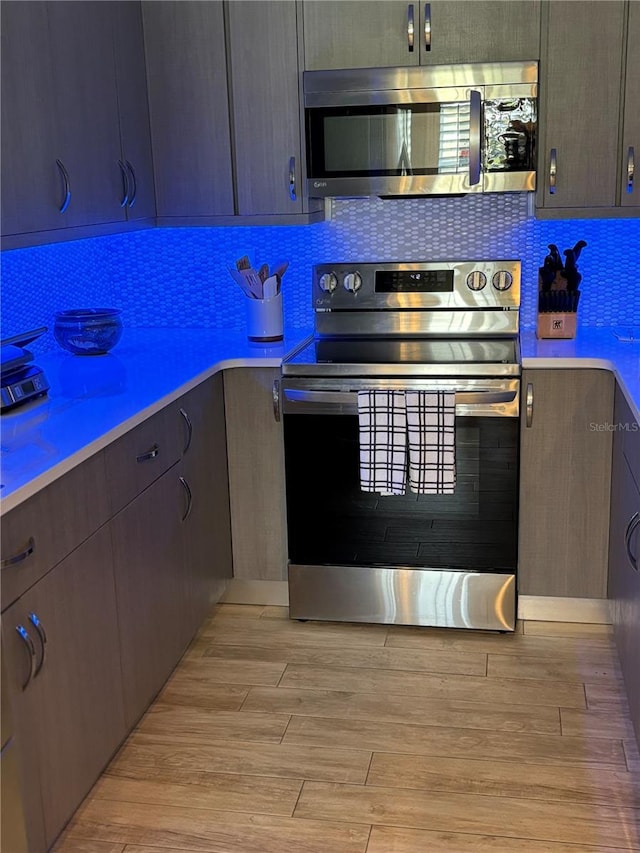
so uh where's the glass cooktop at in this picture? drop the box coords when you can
[283,336,520,377]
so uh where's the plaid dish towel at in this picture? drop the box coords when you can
[406,390,456,494]
[357,390,407,495]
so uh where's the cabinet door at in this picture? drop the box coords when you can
[419,2,541,65]
[224,368,288,581]
[111,464,189,728]
[608,387,640,746]
[537,1,625,210]
[113,0,157,220]
[519,369,614,598]
[142,0,234,217]
[47,1,126,227]
[0,1,60,236]
[303,1,419,70]
[1,526,126,851]
[180,373,232,632]
[227,1,304,215]
[302,1,540,70]
[620,1,640,209]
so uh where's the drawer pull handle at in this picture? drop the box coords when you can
[549,148,557,194]
[117,159,130,207]
[407,4,415,51]
[16,625,36,690]
[179,407,193,454]
[625,511,640,571]
[1,537,35,569]
[29,612,47,677]
[179,476,193,522]
[424,3,431,51]
[525,383,534,427]
[136,443,159,463]
[125,160,137,207]
[56,158,71,212]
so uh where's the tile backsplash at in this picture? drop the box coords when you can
[2,193,639,354]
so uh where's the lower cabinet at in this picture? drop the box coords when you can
[519,369,614,598]
[608,386,640,745]
[1,525,126,852]
[224,368,288,581]
[111,464,189,728]
[179,373,233,629]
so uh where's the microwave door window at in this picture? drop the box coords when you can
[311,104,471,177]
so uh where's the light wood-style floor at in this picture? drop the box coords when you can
[55,605,640,852]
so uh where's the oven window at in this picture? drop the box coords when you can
[284,414,518,571]
[306,102,470,178]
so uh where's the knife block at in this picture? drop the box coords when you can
[536,270,577,339]
[536,312,577,339]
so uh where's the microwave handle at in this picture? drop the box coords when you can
[469,90,481,186]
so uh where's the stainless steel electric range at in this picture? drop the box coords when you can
[278,260,521,631]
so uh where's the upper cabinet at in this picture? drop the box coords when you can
[142,1,234,218]
[536,1,638,218]
[620,1,640,211]
[226,1,305,217]
[301,1,541,70]
[1,1,156,247]
[143,0,322,223]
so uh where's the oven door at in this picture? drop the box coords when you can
[280,376,519,630]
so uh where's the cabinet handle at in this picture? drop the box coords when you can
[424,3,431,51]
[179,476,193,522]
[15,625,36,690]
[179,407,193,454]
[407,4,415,51]
[626,146,635,194]
[549,148,557,194]
[288,156,296,201]
[56,159,71,213]
[273,379,281,422]
[625,511,640,571]
[1,536,35,569]
[525,382,534,427]
[136,443,159,463]
[117,159,130,208]
[125,160,137,207]
[468,90,481,186]
[28,612,47,677]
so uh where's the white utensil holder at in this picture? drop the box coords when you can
[245,292,283,342]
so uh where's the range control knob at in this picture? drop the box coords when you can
[318,272,338,293]
[466,271,487,291]
[343,272,362,293]
[492,270,513,291]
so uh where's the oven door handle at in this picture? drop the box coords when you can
[283,387,519,415]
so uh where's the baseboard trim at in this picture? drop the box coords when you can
[517,596,612,624]
[220,579,289,606]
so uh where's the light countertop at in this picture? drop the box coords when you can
[1,325,638,515]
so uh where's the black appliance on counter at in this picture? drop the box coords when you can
[1,328,50,412]
[278,260,521,631]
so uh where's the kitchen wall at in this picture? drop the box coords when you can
[2,193,639,354]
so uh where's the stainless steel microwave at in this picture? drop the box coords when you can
[304,61,538,198]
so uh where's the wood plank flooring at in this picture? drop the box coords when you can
[54,605,640,853]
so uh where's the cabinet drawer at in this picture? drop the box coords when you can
[104,402,184,515]
[1,451,110,611]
